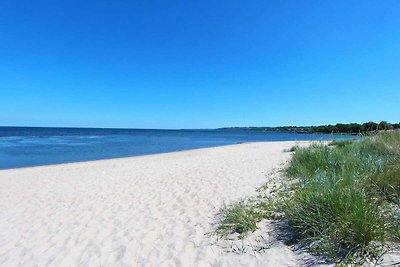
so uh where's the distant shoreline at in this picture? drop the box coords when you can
[218,121,400,135]
[218,128,364,135]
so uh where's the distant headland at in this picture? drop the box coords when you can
[219,121,400,135]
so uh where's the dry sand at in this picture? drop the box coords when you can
[0,141,322,266]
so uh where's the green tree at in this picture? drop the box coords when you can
[379,121,390,130]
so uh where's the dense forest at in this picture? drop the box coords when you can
[219,121,400,135]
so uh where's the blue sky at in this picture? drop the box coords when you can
[0,0,399,129]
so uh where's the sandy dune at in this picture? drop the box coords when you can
[0,141,318,266]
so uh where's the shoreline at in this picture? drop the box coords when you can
[0,141,314,172]
[0,141,317,266]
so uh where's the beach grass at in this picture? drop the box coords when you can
[328,139,355,148]
[217,132,400,263]
[216,201,263,239]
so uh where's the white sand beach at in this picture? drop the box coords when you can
[0,141,318,266]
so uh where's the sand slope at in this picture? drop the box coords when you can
[0,141,317,266]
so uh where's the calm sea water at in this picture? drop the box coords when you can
[0,127,357,169]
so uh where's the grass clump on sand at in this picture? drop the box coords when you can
[217,132,400,263]
[216,201,263,239]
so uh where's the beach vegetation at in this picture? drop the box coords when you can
[216,132,400,263]
[328,139,354,148]
[216,201,263,239]
[219,120,400,135]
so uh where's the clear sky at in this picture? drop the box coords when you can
[0,0,399,129]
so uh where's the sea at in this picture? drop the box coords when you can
[0,127,358,169]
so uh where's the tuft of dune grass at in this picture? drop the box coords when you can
[216,201,262,239]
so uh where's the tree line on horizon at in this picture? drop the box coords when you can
[220,121,400,134]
